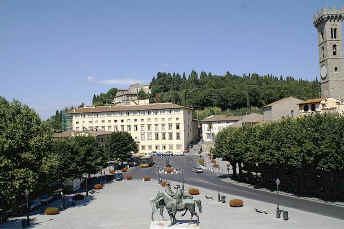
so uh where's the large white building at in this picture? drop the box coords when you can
[68,103,198,153]
[201,115,241,142]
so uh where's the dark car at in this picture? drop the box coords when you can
[114,173,124,181]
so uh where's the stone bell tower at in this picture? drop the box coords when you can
[313,7,344,100]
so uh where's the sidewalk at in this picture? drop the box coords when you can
[2,178,343,229]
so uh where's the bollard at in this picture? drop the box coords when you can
[283,211,289,220]
[276,209,281,218]
[218,192,221,202]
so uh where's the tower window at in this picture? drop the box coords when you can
[322,46,325,58]
[331,28,337,39]
[311,104,316,112]
[333,44,337,56]
[335,66,338,72]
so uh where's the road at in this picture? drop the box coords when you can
[129,155,344,220]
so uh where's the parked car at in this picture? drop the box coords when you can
[173,152,184,156]
[114,173,124,181]
[192,167,203,173]
[184,148,189,153]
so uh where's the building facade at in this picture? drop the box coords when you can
[263,97,304,122]
[313,7,344,100]
[113,83,151,105]
[201,115,242,142]
[298,98,344,115]
[67,103,196,153]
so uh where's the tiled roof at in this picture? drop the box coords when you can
[298,98,324,105]
[201,114,242,122]
[230,113,264,128]
[68,103,191,114]
[264,97,303,108]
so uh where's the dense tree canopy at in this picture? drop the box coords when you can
[92,88,118,106]
[213,113,344,200]
[105,132,137,164]
[0,97,54,208]
[150,71,320,111]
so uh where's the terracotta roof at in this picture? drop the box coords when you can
[201,114,242,122]
[67,103,192,114]
[298,98,324,105]
[52,130,112,138]
[230,113,264,128]
[264,97,303,108]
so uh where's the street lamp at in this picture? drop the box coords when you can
[275,178,280,218]
[24,189,30,226]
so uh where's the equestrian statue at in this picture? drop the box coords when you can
[151,183,202,225]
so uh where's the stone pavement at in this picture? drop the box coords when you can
[2,178,343,229]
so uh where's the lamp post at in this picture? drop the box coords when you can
[275,178,280,218]
[25,189,30,226]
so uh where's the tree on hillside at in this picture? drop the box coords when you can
[105,132,137,166]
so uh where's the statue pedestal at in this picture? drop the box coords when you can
[150,220,200,229]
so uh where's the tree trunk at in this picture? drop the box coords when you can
[86,174,90,197]
[232,161,237,178]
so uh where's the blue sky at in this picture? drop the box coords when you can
[1,0,343,119]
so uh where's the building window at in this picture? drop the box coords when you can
[127,125,131,131]
[148,145,152,150]
[127,119,131,122]
[176,117,179,121]
[140,124,145,131]
[168,132,173,140]
[154,118,158,122]
[155,145,160,150]
[168,123,172,130]
[108,126,112,130]
[141,119,144,122]
[176,123,180,130]
[114,126,118,131]
[335,66,338,72]
[176,144,182,150]
[162,132,166,140]
[76,121,79,124]
[169,144,173,150]
[168,118,172,121]
[102,120,105,123]
[121,120,124,123]
[141,132,145,141]
[89,126,93,131]
[114,120,117,123]
[76,127,79,130]
[304,105,309,112]
[126,112,130,116]
[155,124,159,131]
[108,120,111,123]
[162,145,166,150]
[311,104,316,111]
[333,44,337,56]
[161,124,165,130]
[134,125,138,131]
[147,132,152,140]
[147,124,151,131]
[121,125,124,131]
[161,118,165,122]
[148,118,151,122]
[134,119,137,122]
[176,133,180,140]
[155,133,159,140]
[141,145,145,150]
[102,126,105,130]
[331,28,337,39]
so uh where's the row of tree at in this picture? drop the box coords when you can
[0,97,137,210]
[213,113,344,201]
[150,71,320,110]
[92,88,118,106]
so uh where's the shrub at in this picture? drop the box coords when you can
[121,168,128,172]
[94,184,103,190]
[125,174,133,180]
[229,199,244,207]
[166,168,174,174]
[161,181,167,187]
[188,188,200,195]
[213,164,219,168]
[45,207,59,215]
[143,176,151,181]
[199,159,205,166]
[72,194,85,200]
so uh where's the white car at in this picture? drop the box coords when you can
[173,152,184,156]
[192,167,203,173]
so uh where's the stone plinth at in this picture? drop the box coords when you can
[150,220,200,229]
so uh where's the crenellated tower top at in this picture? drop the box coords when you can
[313,7,344,27]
